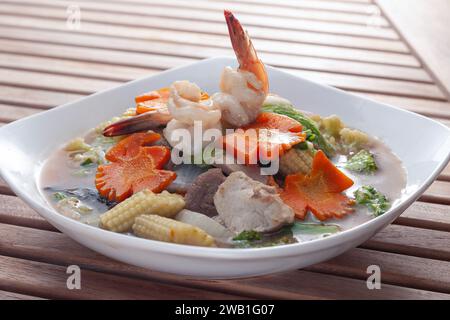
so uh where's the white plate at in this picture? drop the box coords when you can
[1,57,450,279]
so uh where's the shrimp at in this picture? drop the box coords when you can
[212,10,269,127]
[168,80,221,127]
[164,80,222,156]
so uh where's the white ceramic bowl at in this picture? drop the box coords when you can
[1,57,449,279]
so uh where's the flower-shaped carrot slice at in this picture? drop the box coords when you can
[244,112,303,133]
[96,146,175,202]
[135,88,209,115]
[96,132,176,202]
[105,132,161,162]
[275,150,354,220]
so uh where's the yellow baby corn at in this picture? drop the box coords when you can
[280,147,314,175]
[133,215,216,247]
[99,190,185,233]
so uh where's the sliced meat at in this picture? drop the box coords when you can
[214,152,268,184]
[185,168,226,217]
[214,171,294,233]
[166,164,207,193]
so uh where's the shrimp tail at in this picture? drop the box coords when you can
[103,111,172,137]
[224,10,268,94]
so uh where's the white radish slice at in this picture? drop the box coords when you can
[175,209,234,241]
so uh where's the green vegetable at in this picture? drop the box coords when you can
[233,228,297,248]
[80,158,93,166]
[345,150,377,173]
[291,222,341,235]
[53,192,67,201]
[262,103,335,157]
[354,185,389,216]
[233,230,262,241]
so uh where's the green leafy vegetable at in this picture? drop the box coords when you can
[233,228,297,248]
[53,192,67,201]
[345,150,377,173]
[354,185,389,216]
[291,222,341,235]
[233,230,262,241]
[262,103,335,157]
[80,158,93,166]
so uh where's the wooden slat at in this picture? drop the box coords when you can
[0,255,244,300]
[355,92,450,119]
[5,0,395,39]
[0,52,148,83]
[440,164,450,181]
[397,201,450,232]
[0,68,121,95]
[0,11,408,53]
[378,0,450,95]
[108,0,379,15]
[288,69,445,100]
[0,38,185,73]
[0,17,417,65]
[0,222,448,299]
[308,247,450,293]
[0,289,44,300]
[0,26,429,82]
[0,194,56,231]
[420,180,450,205]
[0,38,441,99]
[0,104,40,123]
[364,224,450,261]
[0,84,84,109]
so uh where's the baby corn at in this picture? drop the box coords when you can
[99,190,185,233]
[133,215,216,247]
[280,147,315,175]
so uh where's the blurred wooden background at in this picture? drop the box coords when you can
[0,0,449,299]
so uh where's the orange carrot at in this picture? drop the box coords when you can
[135,87,170,104]
[222,112,305,163]
[244,112,302,133]
[222,129,304,164]
[105,132,161,162]
[95,132,176,202]
[135,88,209,115]
[276,150,354,220]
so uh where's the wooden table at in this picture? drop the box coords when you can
[0,0,449,300]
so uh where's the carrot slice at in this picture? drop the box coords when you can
[244,112,302,133]
[135,87,170,104]
[96,146,175,202]
[277,150,354,220]
[105,132,161,162]
[135,88,209,115]
[222,129,304,164]
[96,132,175,202]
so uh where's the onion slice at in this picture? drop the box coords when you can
[175,209,234,241]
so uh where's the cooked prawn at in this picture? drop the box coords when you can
[212,10,269,127]
[164,80,222,156]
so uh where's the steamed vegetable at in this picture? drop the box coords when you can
[279,146,315,175]
[99,190,185,232]
[95,132,176,202]
[271,150,354,220]
[175,209,233,240]
[133,214,216,247]
[233,230,262,241]
[232,228,297,248]
[261,103,335,157]
[345,150,377,174]
[291,222,340,235]
[354,185,389,216]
